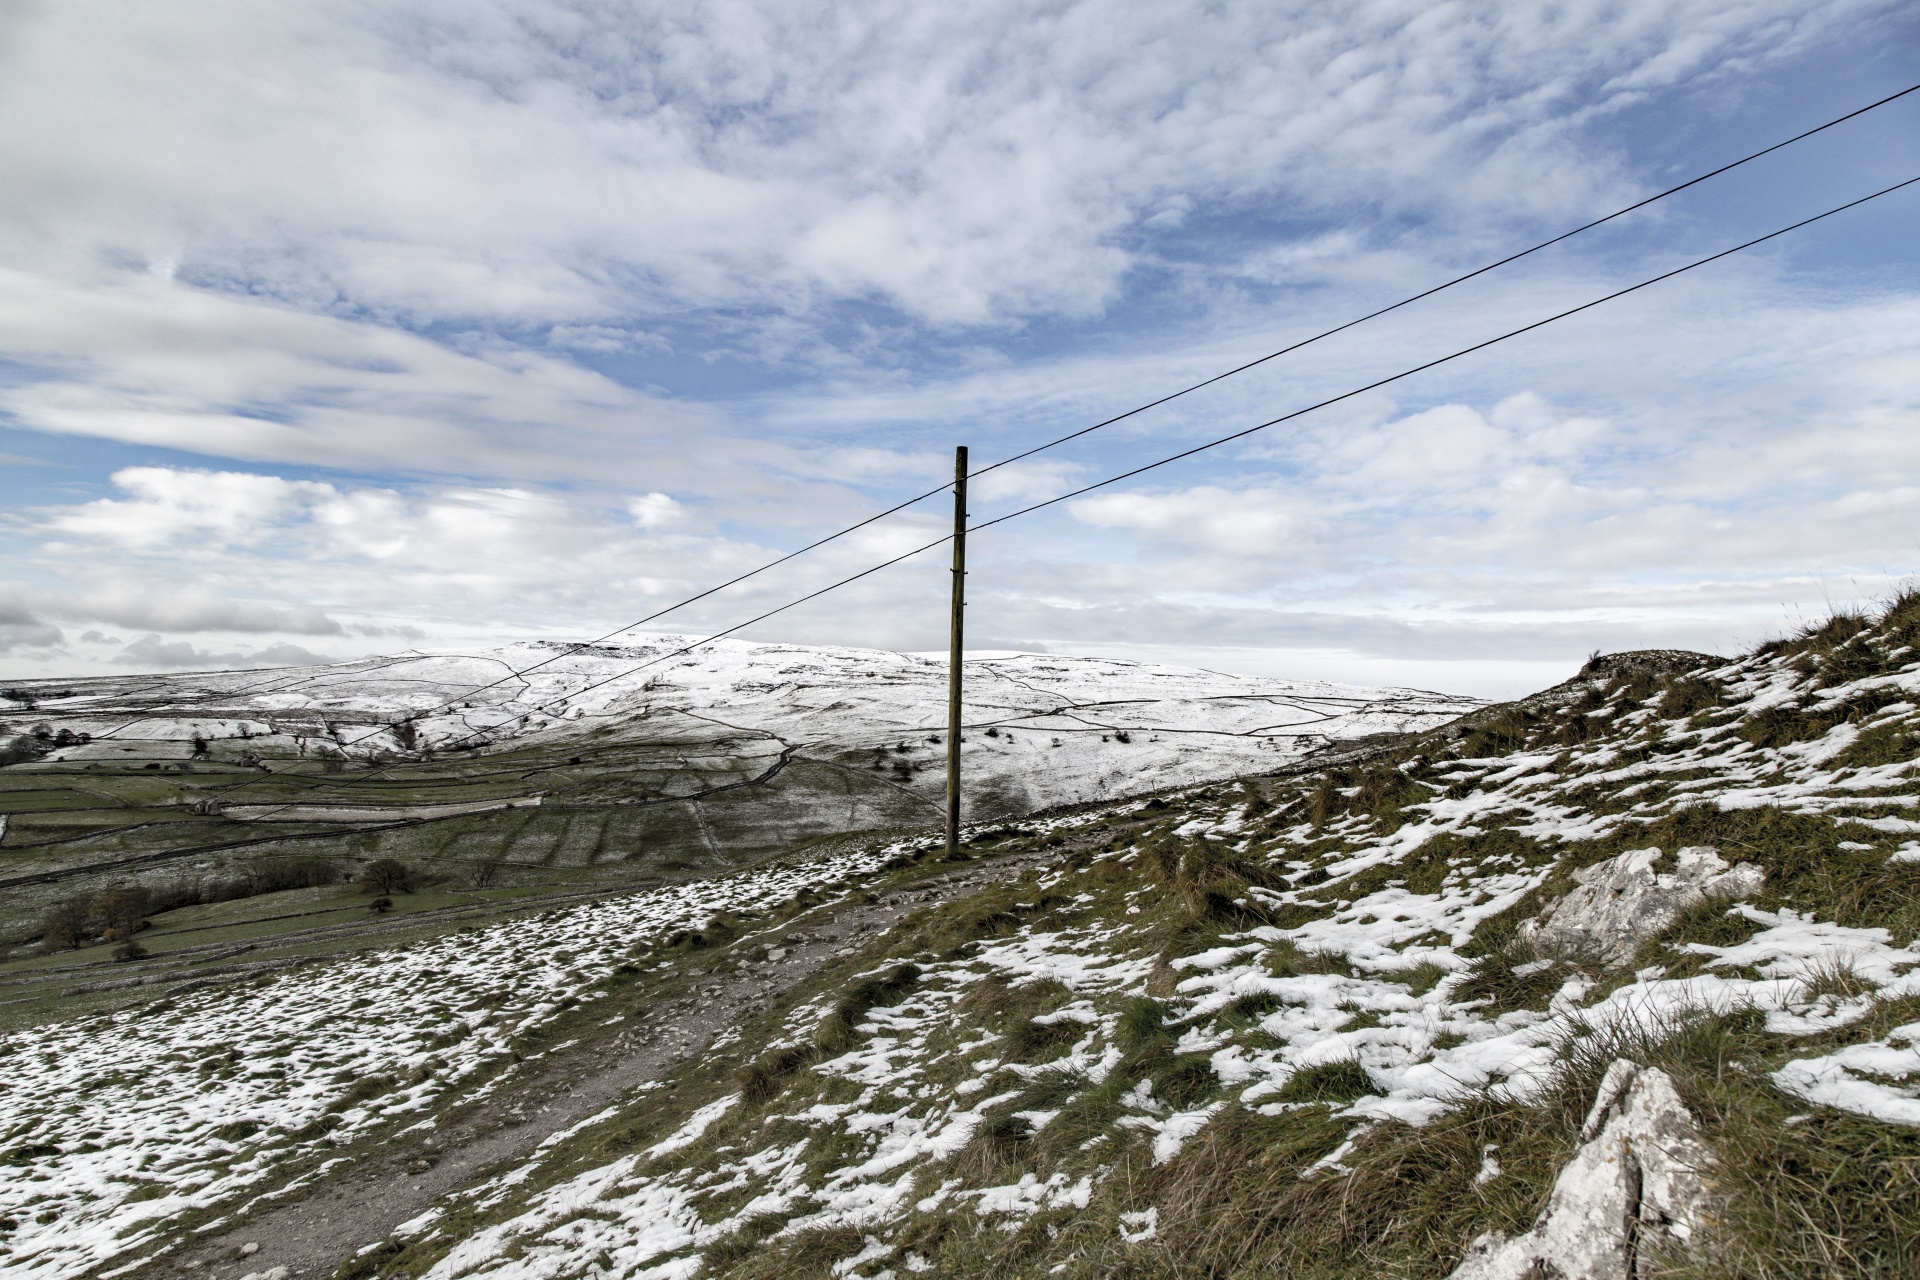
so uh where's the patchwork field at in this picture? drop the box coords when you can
[0,638,1473,1018]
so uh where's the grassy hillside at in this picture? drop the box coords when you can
[3,597,1918,1278]
[379,594,1920,1280]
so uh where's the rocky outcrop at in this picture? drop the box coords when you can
[1525,846,1764,966]
[1449,1061,1716,1280]
[1574,651,1721,682]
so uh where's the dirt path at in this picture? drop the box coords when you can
[163,850,1051,1280]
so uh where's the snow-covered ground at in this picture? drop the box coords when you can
[0,847,900,1279]
[5,617,1917,1278]
[367,632,1920,1278]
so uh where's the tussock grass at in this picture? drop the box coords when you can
[1794,954,1876,1004]
[1265,940,1355,979]
[815,962,921,1054]
[727,1226,867,1280]
[1005,1013,1085,1062]
[1376,960,1450,996]
[1276,1059,1374,1104]
[737,1044,816,1106]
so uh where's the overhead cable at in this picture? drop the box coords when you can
[299,170,1920,774]
[297,80,1920,733]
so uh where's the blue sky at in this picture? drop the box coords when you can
[1,0,1917,696]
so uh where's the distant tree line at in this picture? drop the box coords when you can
[37,854,438,955]
[0,722,92,766]
[2,688,76,709]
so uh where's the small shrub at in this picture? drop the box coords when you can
[249,857,342,894]
[368,897,394,914]
[90,887,150,940]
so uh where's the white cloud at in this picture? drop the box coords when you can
[626,492,682,529]
[57,586,346,637]
[969,459,1089,507]
[0,269,745,485]
[0,0,1880,332]
[47,467,333,549]
[18,466,817,633]
[110,634,334,670]
[0,595,63,654]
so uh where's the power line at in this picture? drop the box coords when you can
[964,81,1920,481]
[524,171,1920,709]
[242,168,1917,802]
[969,174,1920,532]
[257,78,1919,744]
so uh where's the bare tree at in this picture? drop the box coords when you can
[41,898,91,950]
[360,858,417,895]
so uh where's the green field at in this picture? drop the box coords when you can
[0,696,949,1023]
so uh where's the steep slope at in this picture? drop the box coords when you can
[3,598,1918,1278]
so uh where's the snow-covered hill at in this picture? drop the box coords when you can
[14,636,1482,818]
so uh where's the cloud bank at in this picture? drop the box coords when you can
[0,0,1914,693]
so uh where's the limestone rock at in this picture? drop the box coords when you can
[1526,846,1763,966]
[1448,1061,1716,1280]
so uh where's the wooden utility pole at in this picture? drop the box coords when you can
[945,445,967,859]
